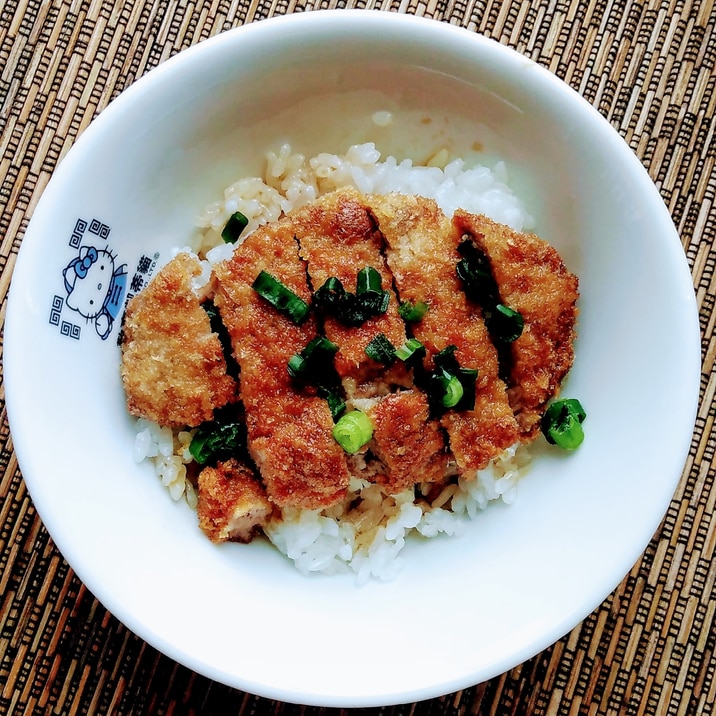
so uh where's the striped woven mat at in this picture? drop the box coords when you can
[1,0,714,714]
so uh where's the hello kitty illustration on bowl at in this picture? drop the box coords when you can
[50,217,158,343]
[49,218,128,341]
[62,244,128,340]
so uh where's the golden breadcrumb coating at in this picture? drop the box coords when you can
[212,215,351,510]
[197,459,273,542]
[366,390,448,494]
[367,192,521,473]
[120,253,237,427]
[293,187,411,396]
[453,211,579,438]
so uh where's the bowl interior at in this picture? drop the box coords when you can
[4,11,700,707]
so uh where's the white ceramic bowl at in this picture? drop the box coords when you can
[4,10,700,707]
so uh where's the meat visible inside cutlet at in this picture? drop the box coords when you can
[120,253,237,428]
[212,213,351,510]
[367,193,522,474]
[453,211,579,438]
[197,458,273,543]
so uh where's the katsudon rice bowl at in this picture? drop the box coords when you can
[123,140,579,584]
[4,11,700,707]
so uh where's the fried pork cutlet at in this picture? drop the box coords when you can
[197,458,273,543]
[212,214,351,510]
[367,193,521,474]
[294,187,447,489]
[365,390,448,493]
[453,211,579,438]
[294,187,410,395]
[120,253,237,428]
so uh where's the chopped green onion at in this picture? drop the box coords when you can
[221,211,249,244]
[317,385,346,422]
[487,304,524,343]
[433,344,460,372]
[456,241,499,305]
[456,241,524,344]
[357,289,390,317]
[252,270,311,324]
[454,367,478,411]
[332,410,374,454]
[423,346,479,414]
[541,398,586,450]
[287,354,307,377]
[287,335,339,380]
[365,333,396,365]
[313,268,390,327]
[398,300,429,322]
[394,338,426,366]
[314,276,346,303]
[435,370,464,408]
[356,266,383,295]
[189,408,247,465]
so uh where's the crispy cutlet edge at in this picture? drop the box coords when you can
[453,210,579,439]
[365,390,449,494]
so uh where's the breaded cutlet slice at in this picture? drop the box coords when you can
[197,458,273,543]
[120,252,237,428]
[453,211,579,439]
[212,214,351,510]
[294,188,448,487]
[365,389,448,494]
[293,187,410,397]
[367,193,521,474]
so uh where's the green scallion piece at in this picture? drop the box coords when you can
[365,333,396,365]
[454,367,478,411]
[189,410,247,465]
[313,269,390,326]
[428,367,465,409]
[433,344,460,372]
[221,211,249,244]
[456,241,499,305]
[541,398,586,450]
[287,354,306,378]
[487,303,524,343]
[314,276,346,303]
[287,335,339,380]
[356,266,383,295]
[440,372,464,408]
[357,289,390,316]
[398,300,429,322]
[395,338,426,365]
[332,410,374,454]
[317,385,346,422]
[252,270,311,324]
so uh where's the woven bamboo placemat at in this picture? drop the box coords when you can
[1,0,714,713]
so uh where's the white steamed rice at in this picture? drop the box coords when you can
[134,138,534,584]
